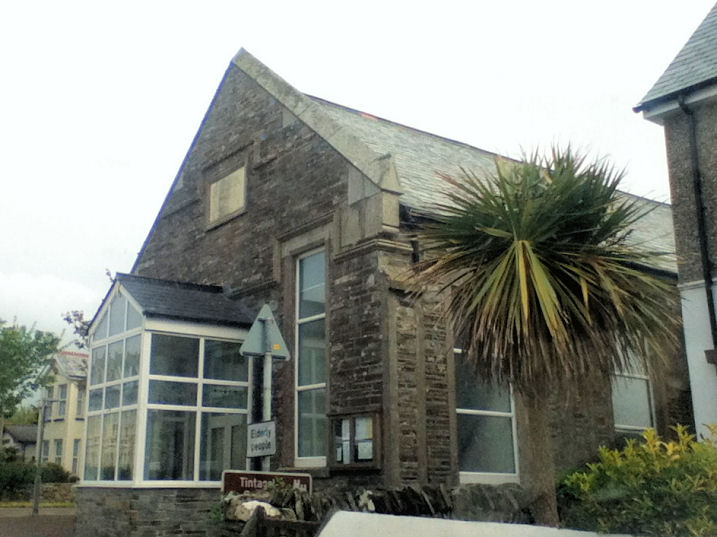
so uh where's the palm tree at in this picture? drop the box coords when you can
[414,148,680,525]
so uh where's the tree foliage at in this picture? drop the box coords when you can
[0,321,59,417]
[415,148,679,397]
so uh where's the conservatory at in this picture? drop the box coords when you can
[82,273,252,486]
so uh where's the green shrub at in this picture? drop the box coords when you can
[560,425,717,536]
[0,462,34,497]
[40,462,70,483]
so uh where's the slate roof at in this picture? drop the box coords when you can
[116,273,252,327]
[636,2,717,110]
[54,351,87,380]
[4,424,37,444]
[311,98,677,272]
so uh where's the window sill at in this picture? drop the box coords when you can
[459,472,520,486]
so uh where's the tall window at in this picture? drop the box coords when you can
[455,349,518,483]
[72,439,81,474]
[56,384,67,418]
[41,440,49,463]
[54,439,63,465]
[76,385,85,419]
[295,250,327,465]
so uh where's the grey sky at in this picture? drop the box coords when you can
[1,0,713,338]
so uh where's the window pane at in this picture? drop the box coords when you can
[90,347,106,385]
[204,340,247,381]
[94,312,108,342]
[455,353,510,412]
[100,412,119,480]
[149,380,197,406]
[457,413,515,473]
[144,410,196,480]
[150,334,199,377]
[122,380,138,406]
[105,385,121,409]
[298,319,325,386]
[200,413,247,480]
[298,389,326,457]
[299,251,325,318]
[126,302,142,331]
[118,410,136,480]
[107,341,123,382]
[124,335,141,378]
[84,415,101,480]
[88,388,103,411]
[334,419,350,464]
[612,376,652,429]
[109,295,127,336]
[202,385,247,409]
[354,417,373,462]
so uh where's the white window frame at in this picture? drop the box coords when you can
[54,439,63,465]
[82,286,250,488]
[454,348,519,485]
[56,384,67,418]
[72,439,81,475]
[294,248,327,468]
[612,370,655,434]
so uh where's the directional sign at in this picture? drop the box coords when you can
[240,304,290,360]
[222,470,312,494]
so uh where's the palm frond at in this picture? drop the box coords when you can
[414,147,680,397]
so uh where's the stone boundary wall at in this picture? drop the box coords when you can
[75,483,531,537]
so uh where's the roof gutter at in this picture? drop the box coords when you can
[678,95,717,364]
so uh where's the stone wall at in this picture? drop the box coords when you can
[74,487,230,537]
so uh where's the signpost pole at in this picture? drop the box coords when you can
[262,318,272,471]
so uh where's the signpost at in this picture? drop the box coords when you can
[222,470,312,494]
[240,304,290,470]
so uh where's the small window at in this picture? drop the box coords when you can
[612,372,654,438]
[209,167,246,224]
[41,440,49,463]
[76,385,85,418]
[329,414,380,468]
[72,439,81,474]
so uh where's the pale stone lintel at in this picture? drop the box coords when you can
[232,49,403,197]
[333,238,412,263]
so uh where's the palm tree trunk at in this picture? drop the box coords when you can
[523,390,559,526]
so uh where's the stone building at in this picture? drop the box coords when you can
[634,1,717,431]
[76,49,692,536]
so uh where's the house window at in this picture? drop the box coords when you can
[72,439,80,474]
[329,414,380,468]
[56,384,67,418]
[41,440,49,463]
[209,167,246,225]
[76,385,85,419]
[295,250,327,466]
[455,349,518,484]
[54,439,63,465]
[612,370,654,439]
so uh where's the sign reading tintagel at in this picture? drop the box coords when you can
[222,470,312,494]
[247,421,276,457]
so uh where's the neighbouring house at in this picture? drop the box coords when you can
[75,49,692,536]
[41,350,88,475]
[634,1,717,431]
[2,424,37,462]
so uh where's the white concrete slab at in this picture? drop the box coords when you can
[318,511,631,537]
